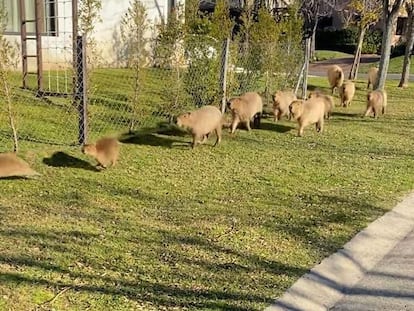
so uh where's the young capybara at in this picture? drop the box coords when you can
[327,65,344,94]
[308,91,335,119]
[364,89,387,118]
[0,152,40,178]
[82,137,119,168]
[289,98,325,137]
[176,105,222,148]
[227,92,263,133]
[338,80,355,107]
[272,90,297,121]
[367,67,379,89]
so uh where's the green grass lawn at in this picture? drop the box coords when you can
[313,50,353,62]
[359,55,414,74]
[1,76,414,310]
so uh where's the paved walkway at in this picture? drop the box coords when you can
[309,55,414,81]
[265,192,414,311]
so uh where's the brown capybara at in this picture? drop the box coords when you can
[272,90,297,121]
[227,92,263,133]
[289,98,325,137]
[308,91,335,119]
[82,137,120,168]
[0,152,40,178]
[367,67,379,89]
[176,105,222,148]
[338,80,356,107]
[327,65,344,94]
[364,89,387,118]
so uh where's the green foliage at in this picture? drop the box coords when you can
[183,36,221,107]
[210,0,234,41]
[78,0,103,35]
[120,0,149,131]
[316,27,382,54]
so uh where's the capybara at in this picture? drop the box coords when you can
[82,137,120,168]
[272,90,297,121]
[338,80,355,107]
[308,91,335,119]
[289,98,325,137]
[0,152,40,178]
[327,65,344,94]
[227,92,263,133]
[364,89,387,118]
[367,67,379,89]
[176,105,222,148]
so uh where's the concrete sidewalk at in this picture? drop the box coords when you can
[265,192,414,311]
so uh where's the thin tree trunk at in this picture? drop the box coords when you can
[375,19,395,89]
[302,37,311,99]
[0,70,18,152]
[349,27,366,80]
[310,20,318,61]
[399,12,414,87]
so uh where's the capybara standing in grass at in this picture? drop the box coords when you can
[367,67,379,89]
[289,98,325,137]
[0,153,40,178]
[176,105,222,148]
[82,137,120,168]
[364,89,387,118]
[327,65,344,94]
[272,90,297,121]
[227,92,263,133]
[338,80,355,107]
[308,91,335,119]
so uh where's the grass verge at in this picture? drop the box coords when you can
[0,77,414,310]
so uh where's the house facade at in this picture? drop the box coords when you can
[3,0,180,70]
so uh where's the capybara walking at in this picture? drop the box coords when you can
[176,105,222,148]
[308,91,335,119]
[0,153,40,178]
[338,80,355,107]
[82,137,120,168]
[327,65,344,94]
[364,89,387,118]
[272,90,297,121]
[367,67,379,89]
[227,92,263,133]
[289,98,325,137]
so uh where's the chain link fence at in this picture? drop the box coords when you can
[0,5,303,151]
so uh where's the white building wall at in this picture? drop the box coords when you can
[5,0,181,70]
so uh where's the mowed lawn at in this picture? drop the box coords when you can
[1,77,414,310]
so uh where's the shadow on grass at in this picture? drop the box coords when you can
[332,111,363,118]
[258,122,295,133]
[119,133,186,148]
[43,152,99,172]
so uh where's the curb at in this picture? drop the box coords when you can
[265,192,414,311]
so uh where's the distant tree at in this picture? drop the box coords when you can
[348,0,382,80]
[120,0,149,131]
[398,0,414,87]
[375,0,407,89]
[0,7,18,152]
[297,0,336,98]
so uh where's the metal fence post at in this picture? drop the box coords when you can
[75,35,88,145]
[219,37,230,114]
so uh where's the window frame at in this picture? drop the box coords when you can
[4,0,58,36]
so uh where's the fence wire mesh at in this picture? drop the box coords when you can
[0,4,303,150]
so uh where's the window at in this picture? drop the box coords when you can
[2,0,57,36]
[396,17,407,36]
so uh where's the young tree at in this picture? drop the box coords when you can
[297,0,336,98]
[0,7,18,152]
[348,0,382,80]
[375,0,407,89]
[120,0,149,131]
[398,0,414,87]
